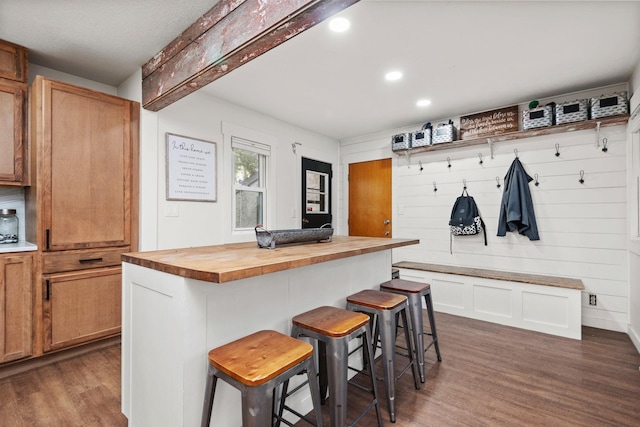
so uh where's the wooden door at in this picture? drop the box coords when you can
[0,253,32,363]
[348,158,392,237]
[38,78,133,251]
[0,83,25,184]
[301,157,332,228]
[43,267,122,352]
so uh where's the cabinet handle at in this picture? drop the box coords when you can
[45,279,50,301]
[46,229,50,250]
[79,257,103,264]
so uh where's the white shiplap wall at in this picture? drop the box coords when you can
[391,125,628,331]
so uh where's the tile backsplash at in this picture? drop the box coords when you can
[0,187,27,243]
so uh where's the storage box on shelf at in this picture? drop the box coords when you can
[411,128,431,148]
[591,92,628,119]
[432,121,457,144]
[523,104,555,130]
[555,99,589,124]
[391,133,412,151]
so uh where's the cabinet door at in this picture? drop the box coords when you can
[0,253,32,363]
[40,78,133,250]
[43,267,121,352]
[0,83,25,184]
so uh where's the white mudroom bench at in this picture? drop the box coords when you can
[392,261,584,340]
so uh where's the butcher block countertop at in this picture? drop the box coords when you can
[122,236,418,283]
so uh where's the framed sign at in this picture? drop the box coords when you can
[166,133,217,202]
[459,106,519,140]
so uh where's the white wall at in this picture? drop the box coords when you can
[340,85,630,332]
[145,89,340,250]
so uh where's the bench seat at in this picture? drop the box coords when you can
[392,261,583,340]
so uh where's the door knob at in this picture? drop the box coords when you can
[383,219,390,225]
[302,218,310,224]
[385,231,390,236]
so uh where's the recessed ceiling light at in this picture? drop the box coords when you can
[329,17,350,32]
[416,99,432,107]
[385,71,403,81]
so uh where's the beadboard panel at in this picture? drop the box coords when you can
[390,125,628,331]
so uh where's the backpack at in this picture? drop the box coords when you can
[448,189,487,253]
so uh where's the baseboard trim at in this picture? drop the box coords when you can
[0,336,121,380]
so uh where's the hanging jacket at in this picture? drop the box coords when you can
[497,157,540,240]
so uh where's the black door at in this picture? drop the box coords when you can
[301,157,332,228]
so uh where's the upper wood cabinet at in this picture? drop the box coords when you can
[28,76,139,251]
[0,253,32,363]
[0,40,27,83]
[0,39,27,186]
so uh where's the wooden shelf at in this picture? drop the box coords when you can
[394,115,630,155]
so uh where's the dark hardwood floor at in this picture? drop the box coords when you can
[1,312,639,426]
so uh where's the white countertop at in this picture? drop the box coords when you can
[0,241,38,253]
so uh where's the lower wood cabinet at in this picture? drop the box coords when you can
[0,253,32,363]
[42,266,121,352]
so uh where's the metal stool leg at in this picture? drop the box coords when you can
[326,337,348,426]
[377,309,398,423]
[243,385,274,427]
[400,308,421,390]
[424,292,442,362]
[406,293,426,382]
[201,365,218,427]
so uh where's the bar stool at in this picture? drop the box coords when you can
[346,289,420,423]
[201,330,323,427]
[281,306,384,427]
[380,279,442,383]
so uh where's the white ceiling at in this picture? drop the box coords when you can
[1,1,639,141]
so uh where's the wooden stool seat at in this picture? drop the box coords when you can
[380,278,430,294]
[207,330,313,387]
[346,289,407,311]
[380,279,442,384]
[292,305,370,337]
[202,330,323,427]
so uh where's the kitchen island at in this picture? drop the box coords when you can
[121,236,418,427]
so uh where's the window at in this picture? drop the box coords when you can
[232,137,270,230]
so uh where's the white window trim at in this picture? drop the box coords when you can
[222,122,277,243]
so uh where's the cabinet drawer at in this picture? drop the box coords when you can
[42,266,121,352]
[42,247,129,273]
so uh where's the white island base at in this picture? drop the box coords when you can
[122,250,391,427]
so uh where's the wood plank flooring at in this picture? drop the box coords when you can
[1,312,639,426]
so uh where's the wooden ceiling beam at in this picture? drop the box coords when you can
[142,0,360,111]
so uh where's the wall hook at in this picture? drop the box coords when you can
[496,176,501,189]
[419,160,424,171]
[447,157,451,168]
[433,181,438,192]
[514,148,519,158]
[579,170,585,184]
[602,138,608,153]
[534,173,539,186]
[555,143,560,157]
[463,179,467,190]
[478,153,484,165]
